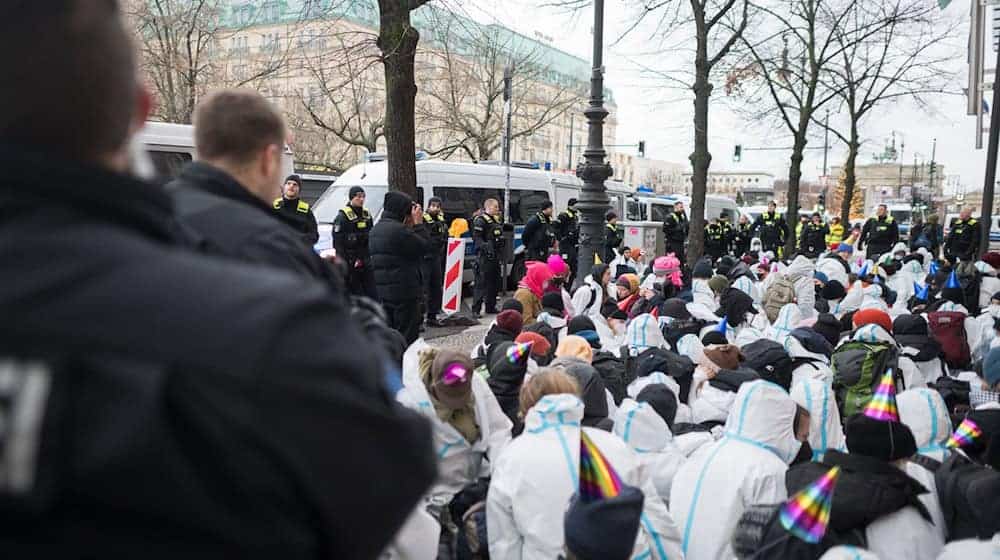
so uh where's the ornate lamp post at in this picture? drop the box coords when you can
[575,0,613,287]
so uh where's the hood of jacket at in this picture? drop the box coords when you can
[483,324,518,352]
[519,261,553,299]
[626,313,668,352]
[613,399,673,453]
[785,255,815,281]
[851,323,896,345]
[788,327,834,359]
[692,279,717,309]
[791,379,846,459]
[723,380,802,464]
[788,450,931,532]
[487,341,529,398]
[782,335,829,364]
[523,392,585,432]
[897,388,953,457]
[717,287,756,327]
[550,356,609,427]
[893,315,943,362]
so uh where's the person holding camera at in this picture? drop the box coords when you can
[370,191,430,344]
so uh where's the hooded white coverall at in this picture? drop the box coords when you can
[670,381,801,560]
[613,399,687,506]
[897,388,953,542]
[486,393,683,560]
[791,378,846,461]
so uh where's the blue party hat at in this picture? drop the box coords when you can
[914,283,929,301]
[873,275,881,285]
[716,316,728,333]
[929,261,939,276]
[858,262,870,278]
[946,270,960,289]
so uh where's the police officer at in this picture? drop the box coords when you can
[733,214,752,257]
[273,174,319,245]
[605,211,624,264]
[859,204,899,260]
[800,212,829,258]
[333,186,375,298]
[662,200,689,262]
[555,198,580,278]
[472,198,504,316]
[422,197,448,327]
[945,207,982,263]
[522,200,556,262]
[752,201,789,255]
[718,212,735,254]
[704,216,727,261]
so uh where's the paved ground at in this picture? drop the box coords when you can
[422,311,494,354]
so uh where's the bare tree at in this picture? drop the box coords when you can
[127,0,296,123]
[415,13,582,161]
[820,1,957,224]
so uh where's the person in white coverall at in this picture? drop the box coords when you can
[670,380,802,560]
[897,388,953,542]
[790,378,846,461]
[784,255,817,320]
[487,390,684,560]
[613,398,686,506]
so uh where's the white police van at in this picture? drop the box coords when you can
[312,157,634,283]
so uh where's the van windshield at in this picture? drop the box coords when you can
[313,185,388,223]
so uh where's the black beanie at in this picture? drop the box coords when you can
[844,414,917,462]
[963,409,1000,460]
[637,384,679,429]
[821,280,847,302]
[542,292,564,313]
[568,198,578,206]
[692,258,714,280]
[564,485,645,560]
[701,331,728,346]
[383,191,413,218]
[348,186,365,199]
[501,298,524,314]
[716,256,737,278]
[284,174,301,186]
[568,315,597,335]
[661,298,692,320]
[812,313,842,347]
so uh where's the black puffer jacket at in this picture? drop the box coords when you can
[893,314,944,363]
[591,351,629,404]
[368,192,429,302]
[551,356,612,430]
[487,341,529,434]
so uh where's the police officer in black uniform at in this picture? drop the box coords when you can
[273,174,319,245]
[945,207,983,263]
[521,200,556,262]
[422,197,448,327]
[859,204,899,260]
[718,212,735,255]
[800,212,830,258]
[704,216,727,261]
[472,198,504,316]
[733,214,752,257]
[333,186,376,298]
[605,211,624,264]
[662,201,689,262]
[555,198,580,278]
[752,201,789,255]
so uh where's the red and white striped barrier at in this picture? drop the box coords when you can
[442,238,467,315]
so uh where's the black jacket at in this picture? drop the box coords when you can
[591,351,629,404]
[0,149,434,559]
[935,451,1000,540]
[369,209,430,303]
[273,195,319,245]
[170,162,342,292]
[663,211,689,245]
[860,215,899,255]
[521,212,555,258]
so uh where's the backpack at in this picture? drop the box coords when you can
[830,341,900,417]
[742,339,794,391]
[928,311,971,369]
[592,351,629,404]
[764,276,798,323]
[631,347,695,404]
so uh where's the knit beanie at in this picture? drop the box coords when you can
[348,186,365,199]
[708,275,730,297]
[515,331,551,358]
[636,384,679,429]
[496,309,524,334]
[547,254,570,277]
[984,347,1000,388]
[852,308,893,334]
[564,485,644,560]
[284,174,301,187]
[716,256,737,278]
[430,349,475,410]
[556,335,594,364]
[703,344,743,371]
[568,315,597,334]
[983,252,1000,270]
[661,298,692,320]
[501,298,524,314]
[541,292,564,314]
[821,280,846,302]
[701,331,728,346]
[812,313,842,347]
[692,257,714,280]
[382,191,413,217]
[844,413,917,462]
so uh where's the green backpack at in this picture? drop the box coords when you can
[830,341,900,417]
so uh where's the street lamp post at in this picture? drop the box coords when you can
[575,0,613,288]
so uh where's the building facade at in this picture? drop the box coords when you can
[681,170,775,199]
[608,153,686,193]
[828,162,946,216]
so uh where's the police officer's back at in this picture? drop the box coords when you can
[272,174,319,245]
[860,204,899,259]
[472,199,505,315]
[945,208,982,263]
[334,186,375,298]
[555,198,580,274]
[522,200,556,262]
[0,8,433,557]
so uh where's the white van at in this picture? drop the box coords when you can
[136,121,294,183]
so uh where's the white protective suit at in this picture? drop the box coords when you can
[397,343,513,506]
[839,280,865,315]
[626,372,693,425]
[791,378,846,461]
[902,257,926,287]
[936,537,1000,560]
[670,381,801,560]
[886,272,916,316]
[625,313,669,355]
[866,503,943,560]
[766,303,802,342]
[535,310,567,342]
[974,302,1000,359]
[975,260,1000,309]
[688,279,722,322]
[487,393,684,560]
[785,335,834,385]
[817,255,851,290]
[785,255,818,320]
[819,545,881,560]
[897,388,953,542]
[613,399,686,506]
[571,273,610,323]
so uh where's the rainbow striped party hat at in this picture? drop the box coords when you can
[579,431,623,503]
[946,418,983,449]
[505,341,533,364]
[779,466,841,544]
[864,369,899,422]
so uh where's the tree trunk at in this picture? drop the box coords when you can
[377,1,420,198]
[687,64,712,269]
[785,130,808,256]
[840,130,859,225]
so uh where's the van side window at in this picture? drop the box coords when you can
[148,151,192,181]
[434,187,505,228]
[509,190,550,224]
[651,204,671,223]
[627,199,647,221]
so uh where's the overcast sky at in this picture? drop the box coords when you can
[456,0,988,195]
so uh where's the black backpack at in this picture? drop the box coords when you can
[742,339,794,391]
[592,351,629,404]
[631,347,695,404]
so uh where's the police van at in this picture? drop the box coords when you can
[312,157,634,282]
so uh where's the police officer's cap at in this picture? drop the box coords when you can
[348,186,365,199]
